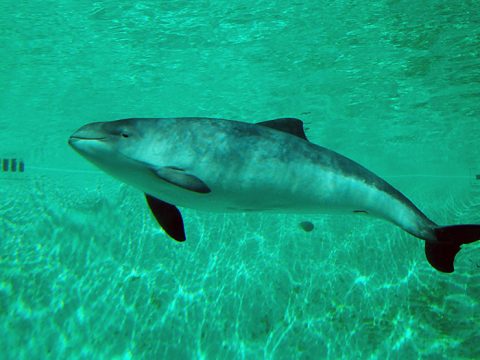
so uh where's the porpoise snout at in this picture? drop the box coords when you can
[68,122,107,146]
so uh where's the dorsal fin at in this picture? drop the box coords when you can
[256,118,308,140]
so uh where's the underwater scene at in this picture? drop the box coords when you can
[1,1,479,359]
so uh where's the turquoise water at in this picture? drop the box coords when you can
[1,1,480,358]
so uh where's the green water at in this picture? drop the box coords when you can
[1,1,480,359]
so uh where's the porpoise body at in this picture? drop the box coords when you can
[69,117,480,273]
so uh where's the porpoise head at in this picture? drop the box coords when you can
[69,117,211,211]
[68,118,157,184]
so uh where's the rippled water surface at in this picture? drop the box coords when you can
[1,1,480,358]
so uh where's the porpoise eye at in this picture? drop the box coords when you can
[121,132,129,138]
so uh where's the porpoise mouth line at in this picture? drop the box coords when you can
[69,136,107,141]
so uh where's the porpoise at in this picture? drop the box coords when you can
[68,117,480,273]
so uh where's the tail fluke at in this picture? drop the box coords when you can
[425,225,480,273]
[425,241,461,273]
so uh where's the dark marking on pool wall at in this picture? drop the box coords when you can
[1,159,25,173]
[300,221,314,232]
[353,210,368,214]
[476,174,480,180]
